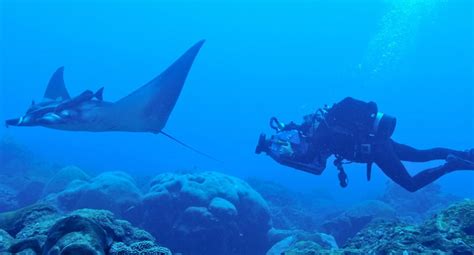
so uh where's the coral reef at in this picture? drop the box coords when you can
[0,136,37,176]
[321,200,396,246]
[141,171,272,255]
[266,229,338,255]
[0,177,48,213]
[0,184,18,212]
[0,136,57,180]
[16,181,45,208]
[0,229,13,251]
[0,204,59,239]
[247,178,340,231]
[1,138,471,254]
[346,200,474,253]
[380,182,460,222]
[272,199,474,254]
[44,171,142,217]
[0,204,171,254]
[0,136,59,212]
[0,143,275,255]
[109,240,172,255]
[43,165,91,196]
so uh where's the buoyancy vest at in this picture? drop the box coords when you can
[324,97,379,162]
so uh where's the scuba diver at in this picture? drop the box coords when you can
[255,97,474,192]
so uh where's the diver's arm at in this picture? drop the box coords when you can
[282,119,314,133]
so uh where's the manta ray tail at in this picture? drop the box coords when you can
[160,131,221,162]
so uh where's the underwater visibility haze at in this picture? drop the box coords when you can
[0,0,473,254]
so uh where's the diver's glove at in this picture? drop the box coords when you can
[274,140,294,157]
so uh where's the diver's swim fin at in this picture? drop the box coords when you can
[445,154,474,171]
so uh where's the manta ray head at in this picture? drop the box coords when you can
[6,113,63,127]
[6,101,66,127]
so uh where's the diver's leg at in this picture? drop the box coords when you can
[373,141,458,192]
[390,140,468,162]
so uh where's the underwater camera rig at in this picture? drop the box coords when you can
[255,119,350,187]
[255,117,326,176]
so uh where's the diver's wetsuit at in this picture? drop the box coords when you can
[285,97,472,192]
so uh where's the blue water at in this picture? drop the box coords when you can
[1,0,473,203]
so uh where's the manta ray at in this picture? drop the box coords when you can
[6,40,204,135]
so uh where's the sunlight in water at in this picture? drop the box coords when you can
[361,0,446,80]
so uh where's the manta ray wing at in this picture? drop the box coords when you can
[43,66,71,101]
[106,40,205,133]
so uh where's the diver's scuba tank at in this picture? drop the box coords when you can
[372,112,396,139]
